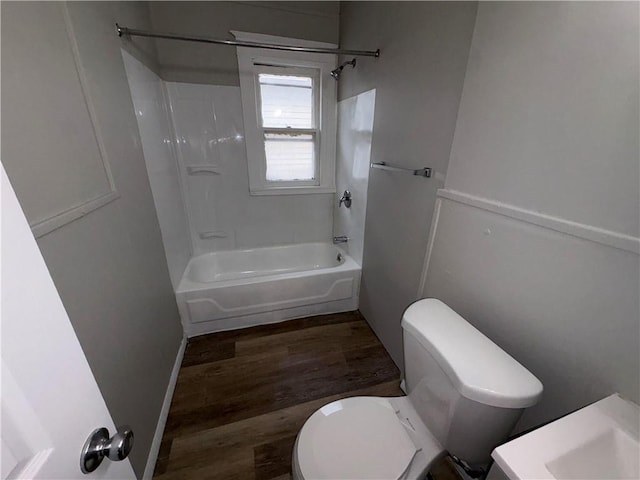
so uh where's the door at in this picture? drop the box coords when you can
[1,165,136,479]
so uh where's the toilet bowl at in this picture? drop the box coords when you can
[292,299,543,480]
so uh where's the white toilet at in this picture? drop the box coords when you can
[292,299,543,480]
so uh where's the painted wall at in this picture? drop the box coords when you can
[445,2,639,237]
[333,89,376,265]
[165,82,334,254]
[422,1,639,432]
[1,2,184,477]
[338,2,479,367]
[122,50,192,289]
[149,1,340,85]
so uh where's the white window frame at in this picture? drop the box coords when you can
[234,31,337,195]
[258,65,320,186]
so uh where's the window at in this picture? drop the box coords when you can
[259,71,317,182]
[235,32,337,195]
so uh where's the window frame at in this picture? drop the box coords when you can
[257,65,320,186]
[235,31,337,195]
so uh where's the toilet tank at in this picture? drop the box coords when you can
[401,299,543,467]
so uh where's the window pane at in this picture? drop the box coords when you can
[259,74,314,128]
[264,133,315,181]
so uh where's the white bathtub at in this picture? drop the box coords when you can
[176,243,361,336]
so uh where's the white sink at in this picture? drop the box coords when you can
[492,394,640,480]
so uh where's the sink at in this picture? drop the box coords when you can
[491,394,640,480]
[546,428,639,479]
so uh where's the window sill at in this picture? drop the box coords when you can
[249,185,336,196]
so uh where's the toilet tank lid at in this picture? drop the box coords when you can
[401,299,543,409]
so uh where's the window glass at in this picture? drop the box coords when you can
[259,74,314,129]
[264,133,315,181]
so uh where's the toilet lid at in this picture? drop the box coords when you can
[296,397,418,480]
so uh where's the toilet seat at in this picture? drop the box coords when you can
[295,397,419,480]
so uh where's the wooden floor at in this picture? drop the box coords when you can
[154,311,461,480]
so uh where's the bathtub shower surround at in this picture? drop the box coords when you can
[165,82,334,255]
[166,82,355,334]
[124,60,363,335]
[333,89,376,266]
[176,243,361,335]
[122,51,191,289]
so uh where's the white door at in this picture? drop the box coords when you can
[1,165,136,480]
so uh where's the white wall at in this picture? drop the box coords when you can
[333,89,376,265]
[166,82,334,254]
[1,2,184,476]
[422,1,639,432]
[122,50,191,289]
[338,1,479,367]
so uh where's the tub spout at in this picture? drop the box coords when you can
[333,236,349,244]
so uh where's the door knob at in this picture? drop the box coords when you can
[80,426,134,474]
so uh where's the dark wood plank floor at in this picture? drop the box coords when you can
[154,311,461,480]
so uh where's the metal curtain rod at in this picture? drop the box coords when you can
[116,24,380,58]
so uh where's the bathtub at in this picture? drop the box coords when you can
[175,243,361,336]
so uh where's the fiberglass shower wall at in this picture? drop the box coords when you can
[333,89,376,266]
[124,50,376,272]
[165,82,334,256]
[122,50,191,289]
[124,49,336,268]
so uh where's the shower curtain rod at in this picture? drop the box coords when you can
[116,24,380,58]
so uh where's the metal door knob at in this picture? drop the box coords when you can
[80,426,134,474]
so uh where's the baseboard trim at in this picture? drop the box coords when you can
[142,336,187,480]
[399,379,407,394]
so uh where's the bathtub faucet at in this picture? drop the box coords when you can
[339,190,352,208]
[333,236,349,244]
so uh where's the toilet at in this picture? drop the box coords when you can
[292,299,543,480]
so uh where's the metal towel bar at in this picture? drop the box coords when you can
[187,166,221,176]
[370,162,431,178]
